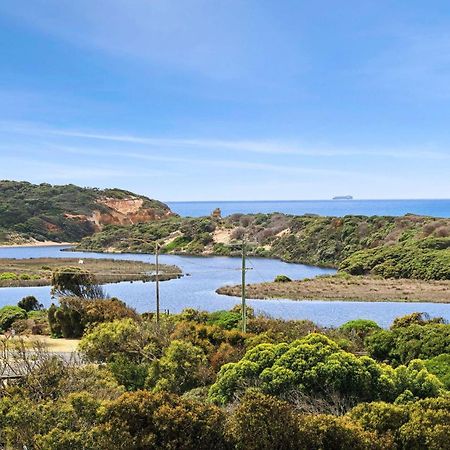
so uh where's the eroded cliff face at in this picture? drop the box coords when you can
[65,196,174,231]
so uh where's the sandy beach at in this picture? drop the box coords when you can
[0,241,76,248]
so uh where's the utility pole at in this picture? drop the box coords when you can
[241,238,247,333]
[155,242,160,324]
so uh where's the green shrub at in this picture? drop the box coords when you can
[0,272,18,280]
[208,333,443,405]
[424,354,450,389]
[48,297,139,338]
[349,396,450,450]
[225,390,301,450]
[365,323,450,364]
[146,340,208,394]
[0,305,27,331]
[339,319,381,341]
[207,310,241,330]
[274,274,292,282]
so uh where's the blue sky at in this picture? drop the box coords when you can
[0,1,449,201]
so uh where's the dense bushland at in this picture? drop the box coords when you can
[0,180,173,242]
[1,307,449,449]
[77,213,450,280]
[340,237,450,280]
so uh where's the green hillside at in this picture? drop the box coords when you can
[76,213,450,280]
[0,180,174,244]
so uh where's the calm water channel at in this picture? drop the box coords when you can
[0,246,448,328]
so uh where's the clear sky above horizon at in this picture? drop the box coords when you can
[0,1,449,201]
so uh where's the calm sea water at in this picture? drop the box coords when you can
[167,199,450,218]
[0,246,448,328]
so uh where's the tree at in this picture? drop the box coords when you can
[17,295,43,312]
[51,267,106,299]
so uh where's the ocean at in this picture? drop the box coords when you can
[167,199,450,218]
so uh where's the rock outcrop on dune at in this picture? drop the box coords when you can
[65,196,174,231]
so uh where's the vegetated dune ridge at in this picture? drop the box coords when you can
[0,180,176,245]
[76,212,450,280]
[0,257,182,287]
[216,275,450,303]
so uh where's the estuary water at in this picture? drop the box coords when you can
[0,246,449,328]
[167,199,450,218]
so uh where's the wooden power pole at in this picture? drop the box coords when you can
[155,242,160,323]
[241,238,247,333]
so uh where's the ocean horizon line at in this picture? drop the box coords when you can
[166,198,450,203]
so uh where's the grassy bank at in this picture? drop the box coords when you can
[0,257,182,287]
[216,275,450,303]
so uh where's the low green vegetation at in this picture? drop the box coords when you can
[48,297,140,338]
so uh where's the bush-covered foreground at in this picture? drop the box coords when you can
[1,301,449,449]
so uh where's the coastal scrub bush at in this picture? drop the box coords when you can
[365,323,450,364]
[48,297,139,338]
[208,333,443,405]
[340,237,450,280]
[79,318,150,363]
[0,305,27,331]
[225,390,301,450]
[424,354,450,389]
[146,340,209,394]
[207,310,241,330]
[226,390,391,450]
[349,396,450,449]
[391,312,445,329]
[0,272,18,280]
[339,319,381,342]
[91,390,228,450]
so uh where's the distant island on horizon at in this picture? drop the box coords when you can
[332,195,353,200]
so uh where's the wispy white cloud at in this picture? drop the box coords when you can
[0,155,174,181]
[2,121,449,161]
